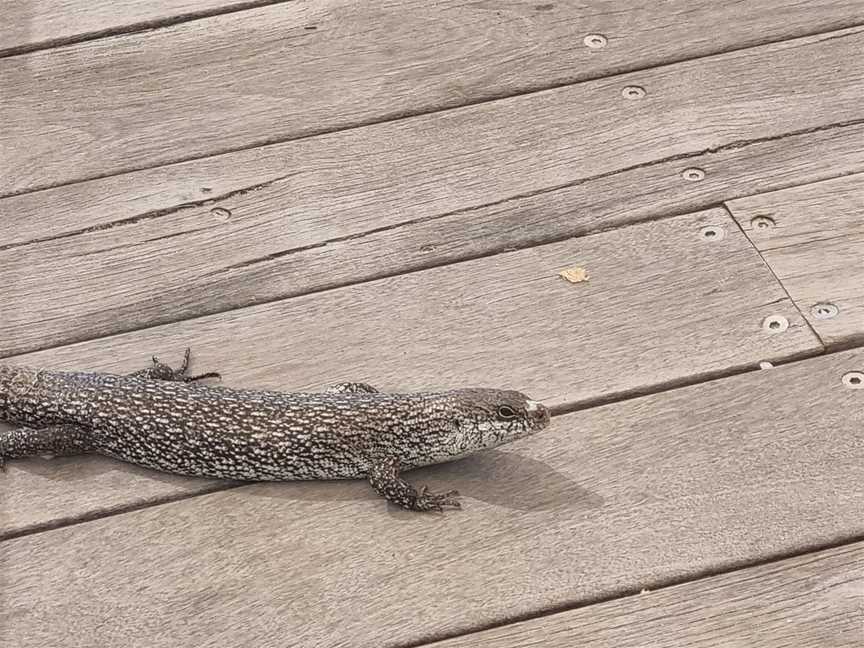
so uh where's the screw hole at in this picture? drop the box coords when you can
[750,216,775,229]
[210,207,232,219]
[842,372,864,389]
[622,85,646,99]
[811,303,839,320]
[762,315,789,333]
[583,33,607,49]
[700,226,725,241]
[682,168,706,182]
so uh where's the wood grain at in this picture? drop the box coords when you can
[0,459,231,541]
[5,108,864,255]
[4,97,864,357]
[727,173,864,348]
[0,207,821,537]
[2,348,861,648]
[3,12,864,194]
[428,542,864,648]
[5,0,862,57]
[0,0,289,56]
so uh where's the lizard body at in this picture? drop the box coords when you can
[0,350,550,511]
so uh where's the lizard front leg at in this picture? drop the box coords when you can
[129,347,220,383]
[368,456,461,512]
[1,424,96,471]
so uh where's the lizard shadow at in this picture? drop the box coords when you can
[6,454,224,489]
[7,451,602,517]
[253,450,603,515]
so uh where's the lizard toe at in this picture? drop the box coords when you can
[415,486,462,511]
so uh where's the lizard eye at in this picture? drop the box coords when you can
[497,405,518,420]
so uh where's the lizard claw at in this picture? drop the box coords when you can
[415,485,461,512]
[135,349,220,383]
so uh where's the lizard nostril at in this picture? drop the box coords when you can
[528,402,550,425]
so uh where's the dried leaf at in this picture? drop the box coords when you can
[559,266,589,283]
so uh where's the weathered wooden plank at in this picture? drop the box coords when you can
[2,348,860,648]
[428,543,864,648]
[5,0,862,58]
[4,109,864,256]
[4,93,864,358]
[0,0,287,56]
[0,458,231,541]
[3,12,864,195]
[0,207,821,537]
[727,173,864,348]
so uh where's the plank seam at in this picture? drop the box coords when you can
[0,0,299,58]
[4,26,864,199]
[723,203,826,347]
[398,532,864,648]
[0,482,247,543]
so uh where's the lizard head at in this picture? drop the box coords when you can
[439,388,551,455]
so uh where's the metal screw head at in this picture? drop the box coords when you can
[584,34,607,48]
[842,371,864,389]
[750,216,775,230]
[762,315,789,333]
[622,85,646,99]
[700,225,726,241]
[811,303,839,320]
[682,168,706,182]
[210,207,232,219]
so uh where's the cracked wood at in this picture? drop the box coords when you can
[0,1,290,56]
[2,349,860,647]
[5,0,862,59]
[3,9,864,194]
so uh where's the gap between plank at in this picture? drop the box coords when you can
[0,0,299,58]
[4,25,864,199]
[723,203,824,346]
[396,531,864,648]
[0,482,248,543]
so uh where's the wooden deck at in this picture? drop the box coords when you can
[1,2,863,646]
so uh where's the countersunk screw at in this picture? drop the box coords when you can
[584,34,607,49]
[811,303,839,320]
[682,168,706,182]
[842,371,864,389]
[622,85,646,99]
[750,216,775,230]
[762,315,789,333]
[700,225,726,241]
